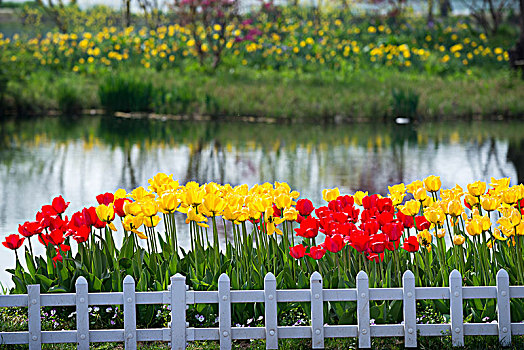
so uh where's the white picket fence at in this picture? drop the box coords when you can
[0,269,523,349]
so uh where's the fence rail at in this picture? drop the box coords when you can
[0,269,523,349]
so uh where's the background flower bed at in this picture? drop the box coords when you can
[1,3,523,119]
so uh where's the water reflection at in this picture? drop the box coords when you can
[0,116,523,285]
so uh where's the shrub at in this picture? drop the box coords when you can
[98,73,155,113]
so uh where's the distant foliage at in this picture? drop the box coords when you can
[98,73,155,113]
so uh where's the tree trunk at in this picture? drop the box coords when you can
[427,0,434,24]
[509,0,524,78]
[439,0,451,17]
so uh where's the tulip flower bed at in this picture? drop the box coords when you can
[3,174,524,328]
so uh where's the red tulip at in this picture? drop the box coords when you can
[36,211,52,229]
[402,236,420,253]
[363,220,379,235]
[82,207,106,229]
[367,253,384,263]
[272,204,281,218]
[415,216,431,231]
[114,198,131,218]
[349,230,369,253]
[296,199,314,217]
[70,211,85,228]
[369,233,388,253]
[382,221,404,242]
[362,194,379,210]
[397,211,414,229]
[376,197,394,213]
[2,234,25,250]
[71,225,90,243]
[18,221,42,238]
[49,215,67,232]
[289,244,306,259]
[336,222,357,236]
[53,252,63,265]
[294,217,320,239]
[323,234,345,253]
[52,195,70,214]
[377,211,394,226]
[96,192,114,206]
[343,206,360,222]
[361,207,379,223]
[41,205,58,217]
[332,212,349,224]
[47,229,65,246]
[306,245,326,260]
[337,195,354,207]
[386,239,400,251]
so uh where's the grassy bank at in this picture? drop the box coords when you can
[2,68,524,121]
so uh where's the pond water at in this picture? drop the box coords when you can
[1,116,523,287]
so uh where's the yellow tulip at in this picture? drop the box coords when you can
[481,215,491,231]
[354,191,368,206]
[141,201,158,217]
[263,207,283,235]
[481,196,500,211]
[200,192,227,217]
[123,215,144,231]
[96,203,115,222]
[274,193,293,209]
[502,187,519,205]
[464,194,479,208]
[424,206,446,225]
[322,188,340,202]
[144,215,161,227]
[406,180,423,195]
[466,219,482,236]
[467,181,486,197]
[148,173,177,194]
[436,229,446,239]
[453,235,465,245]
[423,175,441,192]
[413,187,428,202]
[186,207,209,228]
[130,186,155,202]
[445,199,463,217]
[400,200,421,217]
[114,188,128,200]
[489,177,510,193]
[124,201,142,216]
[417,229,432,248]
[184,185,206,207]
[134,230,148,240]
[492,227,508,241]
[157,192,180,214]
[388,183,406,197]
[282,207,298,221]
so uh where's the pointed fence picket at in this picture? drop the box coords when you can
[1,269,524,349]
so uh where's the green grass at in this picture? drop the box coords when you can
[2,67,524,121]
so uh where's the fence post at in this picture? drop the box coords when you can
[356,271,371,349]
[218,273,232,350]
[264,273,278,349]
[171,273,187,350]
[123,275,137,350]
[310,271,324,349]
[449,269,464,347]
[27,284,41,350]
[496,269,511,347]
[403,270,417,348]
[76,277,89,350]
